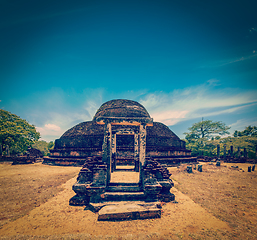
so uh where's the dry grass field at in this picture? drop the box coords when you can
[170,162,257,239]
[0,163,80,228]
[0,161,256,239]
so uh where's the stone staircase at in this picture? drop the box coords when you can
[94,182,162,221]
[104,182,145,201]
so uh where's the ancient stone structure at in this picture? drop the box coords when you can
[0,147,43,164]
[69,156,175,207]
[43,99,198,219]
[67,100,178,211]
[43,99,195,166]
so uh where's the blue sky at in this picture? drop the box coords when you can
[0,0,257,142]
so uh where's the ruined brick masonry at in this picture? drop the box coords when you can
[44,99,196,211]
[43,99,195,166]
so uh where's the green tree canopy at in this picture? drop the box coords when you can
[184,119,230,156]
[184,120,257,158]
[184,119,230,141]
[234,126,257,137]
[0,109,40,155]
[33,140,55,156]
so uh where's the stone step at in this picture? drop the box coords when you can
[106,185,142,192]
[108,182,139,186]
[103,191,145,201]
[98,202,162,221]
[107,182,142,192]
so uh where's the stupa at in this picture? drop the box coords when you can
[43,99,196,220]
[43,99,194,167]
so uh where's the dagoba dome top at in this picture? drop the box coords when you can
[93,99,150,121]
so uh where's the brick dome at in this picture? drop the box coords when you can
[60,121,103,138]
[45,99,192,166]
[93,99,150,120]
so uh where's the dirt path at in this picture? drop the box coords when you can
[0,175,230,239]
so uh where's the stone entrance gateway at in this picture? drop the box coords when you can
[111,128,138,172]
[69,99,175,220]
[96,115,153,185]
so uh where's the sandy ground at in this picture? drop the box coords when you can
[0,162,256,239]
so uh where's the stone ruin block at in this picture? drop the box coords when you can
[143,158,175,202]
[70,156,107,206]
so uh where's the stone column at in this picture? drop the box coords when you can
[217,144,220,158]
[134,133,139,172]
[139,124,147,166]
[224,144,226,159]
[111,134,116,172]
[102,122,112,183]
[111,134,116,154]
[139,124,147,186]
[244,148,247,158]
[230,146,233,157]
[6,145,10,157]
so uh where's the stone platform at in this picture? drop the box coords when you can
[94,201,162,221]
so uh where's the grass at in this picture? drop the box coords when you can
[169,162,257,239]
[0,161,257,239]
[0,162,80,228]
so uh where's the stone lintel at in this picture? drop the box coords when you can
[96,117,153,126]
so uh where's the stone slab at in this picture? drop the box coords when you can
[103,191,145,201]
[97,202,161,221]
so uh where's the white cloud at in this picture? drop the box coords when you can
[152,110,189,126]
[13,84,257,142]
[139,83,257,126]
[36,123,63,140]
[207,79,220,86]
[229,119,257,131]
[45,124,61,131]
[199,53,257,69]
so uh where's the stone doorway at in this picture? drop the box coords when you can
[110,128,140,184]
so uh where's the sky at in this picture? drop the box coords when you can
[0,0,257,142]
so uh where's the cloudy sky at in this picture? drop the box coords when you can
[1,0,257,142]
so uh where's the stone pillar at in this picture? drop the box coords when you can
[139,124,147,166]
[111,134,116,154]
[111,134,116,172]
[217,144,220,158]
[139,124,147,185]
[224,144,226,159]
[134,133,139,172]
[237,147,240,158]
[244,148,247,158]
[102,122,112,183]
[6,145,10,157]
[230,146,233,157]
[187,166,192,173]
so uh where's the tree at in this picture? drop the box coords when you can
[184,119,230,141]
[184,119,230,156]
[48,141,54,150]
[0,109,40,155]
[234,126,257,137]
[233,130,239,137]
[33,140,55,156]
